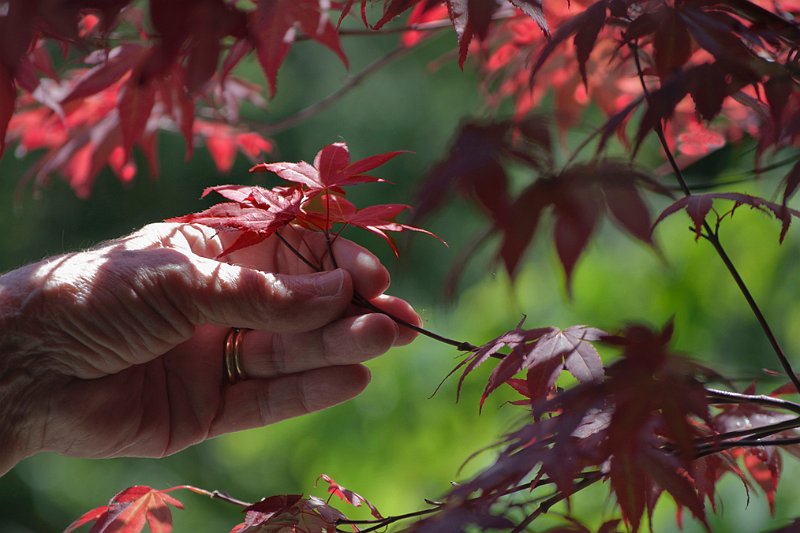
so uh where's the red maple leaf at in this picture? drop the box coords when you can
[250,142,406,196]
[712,394,800,514]
[317,474,382,519]
[230,494,347,533]
[166,185,303,255]
[478,325,605,409]
[64,485,184,533]
[454,323,714,531]
[299,194,443,256]
[499,161,668,289]
[250,0,348,97]
[653,192,800,243]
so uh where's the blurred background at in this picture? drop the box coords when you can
[1,18,799,533]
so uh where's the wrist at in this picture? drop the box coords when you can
[0,264,52,474]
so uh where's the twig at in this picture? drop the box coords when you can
[331,9,518,38]
[276,230,479,351]
[630,42,800,394]
[352,293,478,351]
[275,231,321,271]
[665,154,800,192]
[511,474,602,533]
[336,472,601,532]
[693,416,800,447]
[169,485,253,508]
[256,46,413,136]
[706,388,800,415]
[695,435,800,459]
[336,507,440,532]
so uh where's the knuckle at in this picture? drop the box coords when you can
[255,382,275,425]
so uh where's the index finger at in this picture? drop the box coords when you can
[222,226,391,300]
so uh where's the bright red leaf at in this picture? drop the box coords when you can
[64,486,184,533]
[251,142,405,195]
[251,0,348,97]
[317,474,382,518]
[167,185,303,255]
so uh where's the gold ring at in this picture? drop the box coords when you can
[223,327,249,384]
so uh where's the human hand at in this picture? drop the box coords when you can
[0,223,419,474]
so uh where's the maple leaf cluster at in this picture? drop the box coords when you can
[168,142,439,256]
[10,1,798,532]
[64,485,184,533]
[405,0,800,159]
[3,0,797,202]
[413,323,800,532]
[407,0,800,287]
[1,2,281,197]
[416,119,672,287]
[64,475,382,533]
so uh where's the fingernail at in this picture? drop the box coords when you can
[314,269,345,296]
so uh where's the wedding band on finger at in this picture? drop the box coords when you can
[223,327,249,384]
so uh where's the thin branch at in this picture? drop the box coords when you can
[168,485,253,508]
[511,475,602,533]
[255,46,413,136]
[330,8,518,38]
[706,388,800,415]
[700,230,800,392]
[336,19,458,37]
[352,293,478,351]
[276,229,479,351]
[275,231,321,271]
[665,154,800,192]
[693,417,800,447]
[630,42,800,394]
[336,507,440,532]
[696,435,800,459]
[337,472,602,532]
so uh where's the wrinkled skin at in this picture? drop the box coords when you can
[0,223,419,474]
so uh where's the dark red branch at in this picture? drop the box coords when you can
[275,229,479,352]
[630,43,800,395]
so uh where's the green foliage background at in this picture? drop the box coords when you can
[1,27,799,533]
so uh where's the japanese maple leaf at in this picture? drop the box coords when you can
[499,162,667,290]
[609,433,709,533]
[250,1,348,97]
[299,194,443,256]
[166,185,303,255]
[653,192,800,243]
[603,323,712,464]
[480,325,605,408]
[317,474,382,519]
[712,396,800,513]
[415,118,553,228]
[64,485,184,533]
[690,452,747,513]
[230,494,347,533]
[450,318,550,400]
[251,142,406,196]
[446,0,500,69]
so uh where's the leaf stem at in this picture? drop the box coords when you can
[276,230,479,352]
[630,43,800,395]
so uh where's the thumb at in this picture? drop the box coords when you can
[178,257,353,332]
